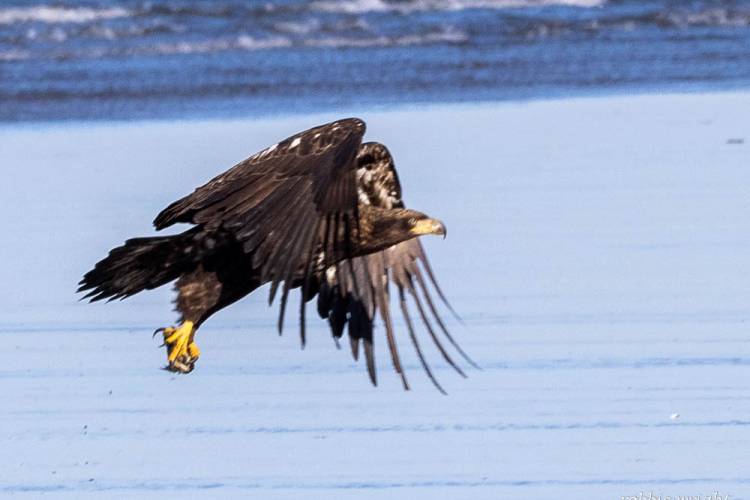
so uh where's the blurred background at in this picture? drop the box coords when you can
[2,0,750,122]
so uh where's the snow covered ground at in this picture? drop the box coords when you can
[2,92,749,498]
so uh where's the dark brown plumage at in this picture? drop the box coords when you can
[79,118,470,391]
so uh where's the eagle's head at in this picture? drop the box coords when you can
[402,209,447,239]
[362,207,446,254]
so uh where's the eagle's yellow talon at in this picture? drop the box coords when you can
[163,329,182,345]
[187,342,201,358]
[158,321,197,372]
[168,335,188,362]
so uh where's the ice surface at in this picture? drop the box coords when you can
[1,92,749,498]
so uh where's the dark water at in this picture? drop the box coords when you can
[1,0,749,122]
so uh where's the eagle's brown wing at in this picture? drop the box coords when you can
[316,142,473,393]
[153,118,366,319]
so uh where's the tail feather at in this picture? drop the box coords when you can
[79,232,199,302]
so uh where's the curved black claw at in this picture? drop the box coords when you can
[153,327,172,347]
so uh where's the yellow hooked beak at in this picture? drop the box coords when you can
[411,218,447,239]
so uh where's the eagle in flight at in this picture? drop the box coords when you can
[79,118,472,392]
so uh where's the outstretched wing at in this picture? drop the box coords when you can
[153,118,366,319]
[316,142,474,393]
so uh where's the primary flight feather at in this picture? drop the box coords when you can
[79,118,470,391]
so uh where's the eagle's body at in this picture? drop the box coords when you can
[80,118,470,391]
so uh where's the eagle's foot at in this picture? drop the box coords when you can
[155,321,199,373]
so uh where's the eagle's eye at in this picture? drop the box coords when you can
[408,217,417,226]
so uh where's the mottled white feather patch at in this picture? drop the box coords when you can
[356,167,373,205]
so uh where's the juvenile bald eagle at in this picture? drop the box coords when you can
[80,118,472,392]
